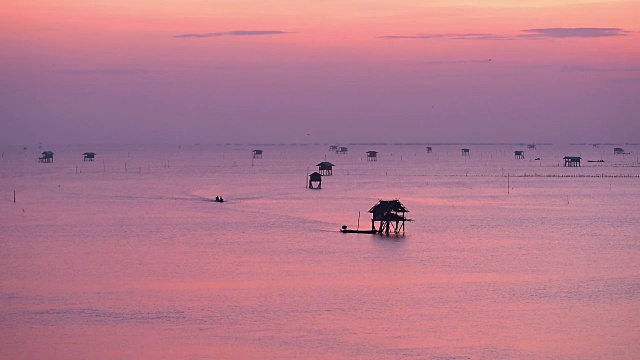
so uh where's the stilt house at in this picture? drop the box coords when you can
[329,145,338,151]
[563,156,581,167]
[252,149,263,158]
[527,144,536,149]
[369,199,411,235]
[366,151,378,161]
[337,147,348,154]
[461,148,470,156]
[83,152,96,161]
[515,151,525,159]
[614,147,624,155]
[308,172,322,189]
[316,162,335,176]
[39,151,54,163]
[426,146,432,153]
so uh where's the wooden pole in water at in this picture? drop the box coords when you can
[14,191,16,203]
[507,173,510,194]
[357,211,360,231]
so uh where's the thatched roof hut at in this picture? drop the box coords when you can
[83,152,96,161]
[39,151,54,163]
[563,156,581,167]
[308,172,322,189]
[316,162,335,175]
[368,199,411,234]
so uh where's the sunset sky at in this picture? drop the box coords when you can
[1,0,638,144]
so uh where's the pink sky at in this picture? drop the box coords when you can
[1,0,639,144]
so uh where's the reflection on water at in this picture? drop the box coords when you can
[1,144,639,359]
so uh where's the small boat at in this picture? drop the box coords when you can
[340,225,376,234]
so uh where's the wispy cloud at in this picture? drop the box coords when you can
[175,30,291,38]
[54,69,150,75]
[379,27,630,41]
[521,28,629,38]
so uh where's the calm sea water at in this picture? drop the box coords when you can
[1,144,639,359]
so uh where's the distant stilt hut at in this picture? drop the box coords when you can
[38,151,54,163]
[316,162,335,176]
[514,150,525,159]
[308,172,322,189]
[369,199,411,235]
[527,144,536,150]
[592,144,600,148]
[83,152,96,161]
[426,146,432,153]
[329,145,338,151]
[252,149,263,158]
[366,151,378,161]
[563,156,581,167]
[337,147,348,154]
[614,147,624,155]
[461,148,470,156]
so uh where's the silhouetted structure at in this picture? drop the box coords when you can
[308,172,322,189]
[563,156,581,167]
[252,149,263,158]
[39,151,54,163]
[316,162,335,176]
[329,145,338,151]
[83,152,96,161]
[527,144,536,149]
[426,146,432,153]
[515,151,525,159]
[614,147,624,155]
[369,199,410,235]
[366,151,378,161]
[337,147,348,154]
[461,148,470,156]
[592,144,600,148]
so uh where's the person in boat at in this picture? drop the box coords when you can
[215,196,220,202]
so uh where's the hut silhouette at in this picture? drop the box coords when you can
[563,156,581,167]
[461,148,470,156]
[39,151,54,163]
[308,172,322,189]
[316,162,335,176]
[252,149,263,158]
[369,199,410,235]
[366,151,378,161]
[337,146,348,154]
[329,145,338,151]
[614,147,624,155]
[527,144,536,150]
[83,152,96,161]
[426,146,432,153]
[514,150,525,159]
